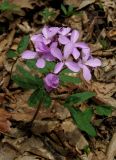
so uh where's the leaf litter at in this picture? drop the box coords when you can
[0,0,116,159]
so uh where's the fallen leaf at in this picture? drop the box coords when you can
[10,0,33,9]
[0,108,11,133]
[78,0,95,10]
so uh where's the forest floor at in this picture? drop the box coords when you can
[0,0,116,160]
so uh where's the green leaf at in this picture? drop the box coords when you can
[95,105,112,116]
[68,107,96,136]
[60,74,81,84]
[16,65,42,86]
[43,92,52,108]
[7,50,17,58]
[26,60,55,74]
[0,0,18,11]
[61,4,67,15]
[68,5,74,16]
[65,91,96,106]
[28,89,44,107]
[12,75,37,89]
[17,35,30,54]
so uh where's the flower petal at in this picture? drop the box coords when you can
[50,42,58,49]
[36,58,45,68]
[58,35,70,45]
[82,65,91,81]
[42,26,48,39]
[54,62,64,74]
[31,34,43,43]
[82,48,91,61]
[51,47,63,60]
[49,27,59,38]
[72,48,80,59]
[64,43,73,59]
[35,42,49,53]
[22,50,37,59]
[58,27,71,35]
[71,30,80,43]
[85,58,101,67]
[65,61,80,72]
[75,42,89,48]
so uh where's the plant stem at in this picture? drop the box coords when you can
[29,100,43,125]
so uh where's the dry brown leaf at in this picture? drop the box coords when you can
[0,108,11,133]
[107,29,116,41]
[64,0,82,8]
[78,0,95,10]
[78,82,116,108]
[106,132,116,160]
[10,0,33,9]
[61,119,88,150]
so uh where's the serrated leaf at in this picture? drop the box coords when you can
[65,91,96,106]
[60,74,81,84]
[7,50,17,58]
[17,35,30,54]
[95,105,112,116]
[68,107,96,136]
[28,89,44,107]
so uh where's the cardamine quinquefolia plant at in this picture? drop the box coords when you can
[18,26,101,136]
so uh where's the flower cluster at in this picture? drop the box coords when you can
[22,26,101,92]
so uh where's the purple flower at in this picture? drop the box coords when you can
[44,73,59,92]
[21,43,56,68]
[51,47,80,74]
[58,30,80,59]
[42,26,59,44]
[58,27,71,36]
[78,56,101,81]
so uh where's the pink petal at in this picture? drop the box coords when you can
[65,61,80,72]
[82,65,91,81]
[42,26,48,39]
[50,42,58,49]
[75,42,89,48]
[72,48,80,59]
[31,34,43,43]
[36,58,45,68]
[54,62,64,74]
[82,48,91,61]
[21,50,37,59]
[71,30,80,43]
[64,43,73,59]
[58,35,70,45]
[85,58,101,67]
[51,47,63,60]
[58,27,71,35]
[49,27,59,38]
